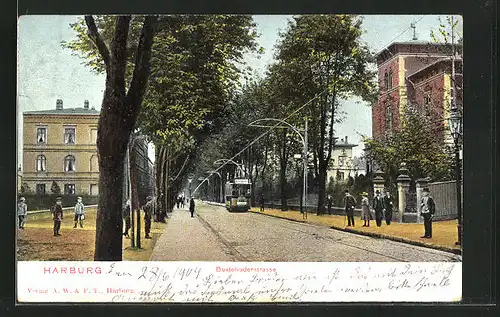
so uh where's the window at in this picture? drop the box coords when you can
[64,184,76,195]
[90,155,98,172]
[36,127,47,144]
[90,129,98,144]
[64,155,76,172]
[384,72,389,90]
[36,184,46,194]
[388,69,393,89]
[64,127,76,144]
[336,171,345,181]
[36,154,46,172]
[424,92,432,115]
[90,184,98,195]
[386,105,393,133]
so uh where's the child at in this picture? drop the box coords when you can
[17,197,28,229]
[51,197,64,236]
[73,197,85,228]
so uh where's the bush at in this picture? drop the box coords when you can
[18,194,98,211]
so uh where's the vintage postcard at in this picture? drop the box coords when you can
[16,14,463,303]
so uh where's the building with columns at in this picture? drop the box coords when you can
[22,99,100,195]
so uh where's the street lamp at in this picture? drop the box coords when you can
[248,117,308,219]
[188,177,193,199]
[448,107,463,246]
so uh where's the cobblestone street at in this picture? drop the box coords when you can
[151,201,461,262]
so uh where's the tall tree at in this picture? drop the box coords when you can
[273,15,377,214]
[84,15,158,260]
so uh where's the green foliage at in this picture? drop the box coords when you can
[364,104,454,184]
[50,181,61,195]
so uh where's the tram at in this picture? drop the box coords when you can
[224,178,252,212]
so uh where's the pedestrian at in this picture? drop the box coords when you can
[383,190,394,225]
[181,195,185,208]
[189,197,195,218]
[51,197,64,236]
[123,199,131,238]
[259,194,265,212]
[73,197,85,228]
[17,197,28,229]
[373,190,384,227]
[327,195,333,215]
[360,192,371,227]
[143,196,154,239]
[343,190,356,227]
[420,188,436,238]
[177,196,181,209]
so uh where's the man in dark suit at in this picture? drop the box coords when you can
[51,197,64,236]
[382,190,394,225]
[343,190,356,227]
[372,190,384,227]
[420,188,436,238]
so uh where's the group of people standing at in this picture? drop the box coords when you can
[17,196,86,236]
[358,190,394,227]
[122,195,155,239]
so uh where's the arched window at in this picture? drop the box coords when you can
[388,69,393,89]
[386,105,393,133]
[36,154,46,172]
[64,155,76,172]
[384,72,389,90]
[90,155,99,172]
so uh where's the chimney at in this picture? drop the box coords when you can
[56,99,63,110]
[84,100,89,109]
[345,136,348,144]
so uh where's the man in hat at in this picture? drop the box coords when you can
[373,190,384,227]
[382,190,394,225]
[343,190,356,226]
[17,197,28,229]
[420,188,436,238]
[122,199,131,238]
[326,194,333,215]
[73,197,85,228]
[143,196,154,239]
[51,197,64,236]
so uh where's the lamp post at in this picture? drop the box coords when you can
[448,107,463,246]
[188,177,193,199]
[248,116,308,219]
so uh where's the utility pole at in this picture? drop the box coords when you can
[303,114,308,220]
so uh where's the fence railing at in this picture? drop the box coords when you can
[427,181,458,221]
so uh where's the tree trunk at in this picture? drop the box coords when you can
[317,160,327,215]
[87,15,158,261]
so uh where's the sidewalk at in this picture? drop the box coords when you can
[250,208,461,255]
[149,207,237,261]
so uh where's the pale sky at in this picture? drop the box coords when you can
[17,14,462,167]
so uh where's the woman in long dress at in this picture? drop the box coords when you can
[361,192,371,227]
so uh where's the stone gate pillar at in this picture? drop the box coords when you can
[372,169,385,197]
[396,163,411,223]
[415,178,429,224]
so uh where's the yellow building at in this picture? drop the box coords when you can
[23,99,100,195]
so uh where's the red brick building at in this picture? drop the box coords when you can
[372,41,463,146]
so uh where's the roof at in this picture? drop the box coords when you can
[407,57,463,79]
[23,107,100,116]
[333,143,358,148]
[375,41,461,62]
